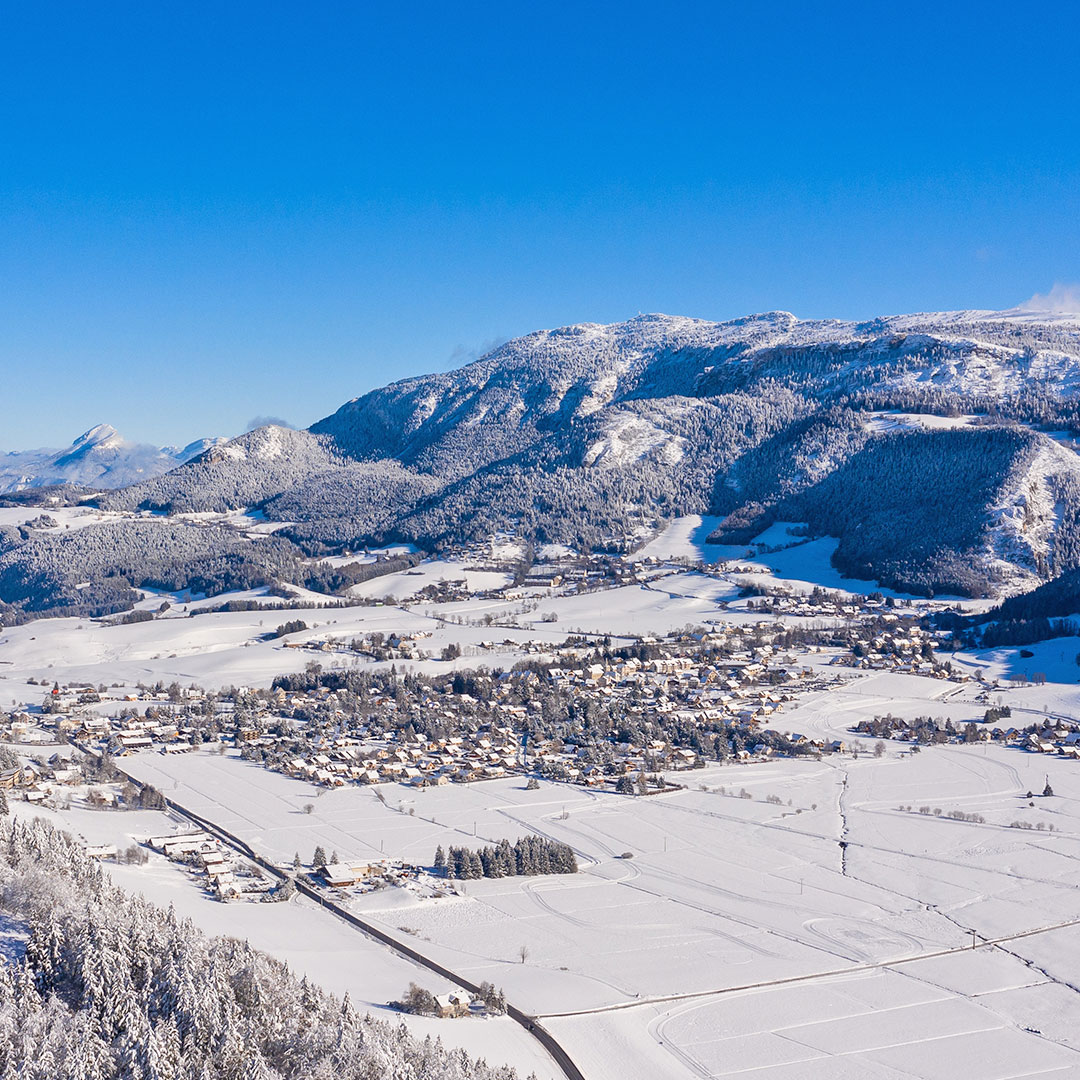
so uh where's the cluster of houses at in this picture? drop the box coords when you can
[271,634,834,791]
[27,681,217,757]
[831,622,958,678]
[0,754,88,805]
[41,682,210,713]
[14,616,854,799]
[852,713,1080,760]
[66,713,202,754]
[146,830,260,901]
[14,593,950,806]
[512,556,639,598]
[1015,726,1080,758]
[284,730,522,788]
[547,647,804,723]
[283,629,435,662]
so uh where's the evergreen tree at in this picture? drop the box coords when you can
[437,836,577,880]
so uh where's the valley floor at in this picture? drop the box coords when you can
[81,682,1080,1079]
[4,514,1080,1077]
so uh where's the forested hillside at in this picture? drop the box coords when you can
[0,816,522,1080]
[6,308,1080,613]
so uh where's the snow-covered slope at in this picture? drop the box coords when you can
[28,305,1080,608]
[313,307,1080,469]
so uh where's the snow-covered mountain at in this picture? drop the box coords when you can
[12,305,1080,616]
[311,307,1080,471]
[0,424,224,492]
[105,307,1080,586]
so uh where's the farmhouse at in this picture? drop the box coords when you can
[433,992,471,1018]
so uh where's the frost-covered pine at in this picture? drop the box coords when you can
[0,817,520,1080]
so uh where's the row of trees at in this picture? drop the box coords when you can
[434,836,577,879]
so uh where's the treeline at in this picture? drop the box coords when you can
[713,425,1055,597]
[787,427,1035,597]
[980,618,1080,647]
[0,485,96,508]
[0,816,521,1080]
[434,836,578,878]
[0,520,300,615]
[989,566,1080,625]
[945,564,1080,646]
[0,516,426,619]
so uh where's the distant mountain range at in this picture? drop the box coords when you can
[6,307,1080,617]
[0,424,224,493]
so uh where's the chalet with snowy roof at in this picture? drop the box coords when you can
[434,992,470,1018]
[84,845,118,860]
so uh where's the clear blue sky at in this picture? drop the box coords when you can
[2,1,1078,449]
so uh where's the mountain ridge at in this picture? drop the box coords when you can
[7,306,1080,617]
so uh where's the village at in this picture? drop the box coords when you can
[0,588,1025,822]
[2,624,840,801]
[2,533,1080,1080]
[2,550,1078,922]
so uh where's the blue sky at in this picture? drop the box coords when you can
[2,1,1078,449]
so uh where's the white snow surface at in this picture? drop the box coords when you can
[20,802,558,1078]
[114,705,1080,1080]
[8,508,1080,1075]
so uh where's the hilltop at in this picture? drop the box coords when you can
[8,307,1080,616]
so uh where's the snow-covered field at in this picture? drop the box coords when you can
[348,559,514,600]
[0,598,585,696]
[626,515,739,564]
[22,799,561,1079]
[0,506,130,531]
[0,541,855,696]
[0,512,977,696]
[7,510,1080,1076]
[115,680,1080,1080]
[632,516,989,604]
